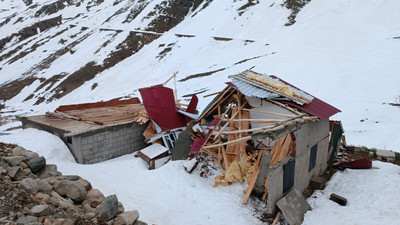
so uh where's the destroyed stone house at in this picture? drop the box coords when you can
[186,70,342,215]
[19,98,150,164]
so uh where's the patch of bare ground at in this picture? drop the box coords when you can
[123,1,149,24]
[47,31,160,102]
[144,0,206,33]
[394,36,400,40]
[156,42,175,60]
[94,31,121,54]
[23,74,66,102]
[233,53,270,65]
[282,0,311,26]
[179,68,226,82]
[213,36,233,41]
[21,28,93,77]
[0,13,15,28]
[0,77,38,102]
[192,0,214,17]
[0,16,62,53]
[175,34,196,38]
[34,0,74,17]
[5,27,69,64]
[237,0,259,16]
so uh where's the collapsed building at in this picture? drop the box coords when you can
[185,70,342,215]
[19,98,150,164]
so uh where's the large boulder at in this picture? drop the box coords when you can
[4,156,25,166]
[19,178,39,193]
[97,194,119,221]
[114,210,139,225]
[19,151,40,161]
[27,156,46,173]
[84,189,105,208]
[54,180,87,202]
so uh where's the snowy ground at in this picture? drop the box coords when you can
[1,128,399,225]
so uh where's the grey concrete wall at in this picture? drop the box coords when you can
[75,122,148,164]
[266,120,330,215]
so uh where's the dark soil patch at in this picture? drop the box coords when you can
[6,27,69,64]
[394,36,400,39]
[123,1,149,23]
[213,36,233,41]
[175,34,196,38]
[233,53,268,65]
[35,0,73,17]
[91,82,98,90]
[145,0,206,33]
[0,13,15,29]
[191,0,214,17]
[157,42,175,60]
[13,17,24,25]
[282,0,311,26]
[238,0,259,16]
[389,102,400,107]
[179,68,226,82]
[48,31,160,102]
[94,31,121,54]
[0,77,37,101]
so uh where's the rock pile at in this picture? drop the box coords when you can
[0,142,147,225]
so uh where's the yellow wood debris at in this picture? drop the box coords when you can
[246,73,302,98]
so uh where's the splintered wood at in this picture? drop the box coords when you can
[193,91,313,204]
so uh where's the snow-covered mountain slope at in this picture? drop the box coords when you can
[1,0,399,151]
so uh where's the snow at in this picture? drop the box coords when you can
[0,128,263,225]
[303,161,400,225]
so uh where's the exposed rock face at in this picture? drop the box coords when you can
[0,142,147,224]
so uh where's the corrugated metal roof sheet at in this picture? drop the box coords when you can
[269,75,341,119]
[231,78,280,99]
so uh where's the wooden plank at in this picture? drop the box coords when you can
[203,136,252,149]
[242,168,259,204]
[221,145,229,170]
[272,211,282,225]
[203,90,224,98]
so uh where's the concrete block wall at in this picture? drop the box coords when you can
[265,120,330,215]
[74,122,148,164]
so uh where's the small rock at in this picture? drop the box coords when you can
[16,215,38,224]
[84,189,105,208]
[77,178,92,191]
[50,191,75,210]
[45,176,65,185]
[19,151,40,161]
[43,218,52,225]
[39,164,58,179]
[4,156,25,166]
[35,192,51,203]
[19,178,39,193]
[84,213,96,220]
[135,220,148,225]
[7,166,25,180]
[53,218,75,225]
[114,210,139,225]
[35,179,53,194]
[12,146,27,154]
[30,205,50,217]
[117,202,125,214]
[27,156,46,173]
[63,175,81,181]
[83,203,97,214]
[54,180,87,202]
[97,194,119,221]
[0,161,9,169]
[20,162,28,169]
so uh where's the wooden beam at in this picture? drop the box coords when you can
[272,211,282,225]
[203,136,252,149]
[203,90,224,98]
[223,118,285,123]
